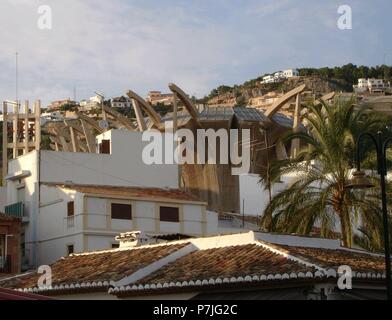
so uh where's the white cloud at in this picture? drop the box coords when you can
[0,0,390,106]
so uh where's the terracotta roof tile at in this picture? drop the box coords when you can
[1,243,188,290]
[271,244,386,273]
[135,244,315,285]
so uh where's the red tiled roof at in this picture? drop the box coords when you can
[135,244,315,285]
[0,243,189,292]
[0,233,388,297]
[271,244,386,274]
[44,183,204,203]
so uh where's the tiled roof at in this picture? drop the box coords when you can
[0,243,189,292]
[1,232,387,297]
[44,183,204,204]
[134,244,316,285]
[271,244,386,274]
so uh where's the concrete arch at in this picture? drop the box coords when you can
[264,84,306,118]
[168,83,202,128]
[126,90,161,127]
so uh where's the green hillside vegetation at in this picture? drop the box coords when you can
[203,64,392,103]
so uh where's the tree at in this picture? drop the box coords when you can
[260,97,390,249]
[59,103,75,112]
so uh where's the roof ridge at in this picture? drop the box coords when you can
[71,240,190,257]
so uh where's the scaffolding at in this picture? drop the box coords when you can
[2,100,41,184]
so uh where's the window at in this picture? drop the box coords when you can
[99,139,111,154]
[112,243,120,249]
[67,245,74,255]
[67,201,74,217]
[111,203,132,220]
[159,206,179,222]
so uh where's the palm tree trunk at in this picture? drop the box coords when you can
[339,206,353,247]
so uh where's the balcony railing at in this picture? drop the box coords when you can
[4,202,24,219]
[66,216,75,229]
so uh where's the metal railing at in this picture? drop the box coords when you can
[66,216,75,229]
[4,202,24,219]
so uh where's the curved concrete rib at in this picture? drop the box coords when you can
[126,90,161,127]
[131,99,147,131]
[168,83,202,128]
[314,91,336,105]
[265,84,306,118]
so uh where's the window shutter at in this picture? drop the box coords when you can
[99,139,111,154]
[111,203,132,220]
[159,206,179,222]
[67,201,75,217]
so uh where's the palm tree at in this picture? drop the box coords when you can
[260,96,389,248]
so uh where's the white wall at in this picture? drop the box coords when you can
[7,151,39,268]
[239,173,293,216]
[94,130,178,188]
[37,185,85,265]
[86,235,117,252]
[85,195,213,237]
[38,234,83,265]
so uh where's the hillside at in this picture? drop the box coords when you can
[202,64,392,107]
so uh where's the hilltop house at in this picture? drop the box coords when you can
[111,96,132,109]
[353,78,391,94]
[146,91,174,106]
[3,129,217,268]
[0,231,387,300]
[261,69,300,84]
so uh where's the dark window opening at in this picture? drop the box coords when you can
[67,245,74,255]
[67,201,74,217]
[160,206,179,222]
[99,139,111,154]
[111,203,132,220]
[112,243,120,249]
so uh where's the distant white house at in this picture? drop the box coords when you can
[283,68,300,78]
[111,96,132,108]
[261,74,279,84]
[79,95,104,111]
[40,111,63,125]
[353,78,391,93]
[261,68,300,84]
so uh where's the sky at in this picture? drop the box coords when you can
[0,0,391,106]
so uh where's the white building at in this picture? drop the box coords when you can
[261,68,299,84]
[4,129,217,267]
[111,96,132,108]
[261,75,280,84]
[353,78,391,93]
[79,95,104,111]
[283,68,299,78]
[40,111,63,125]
